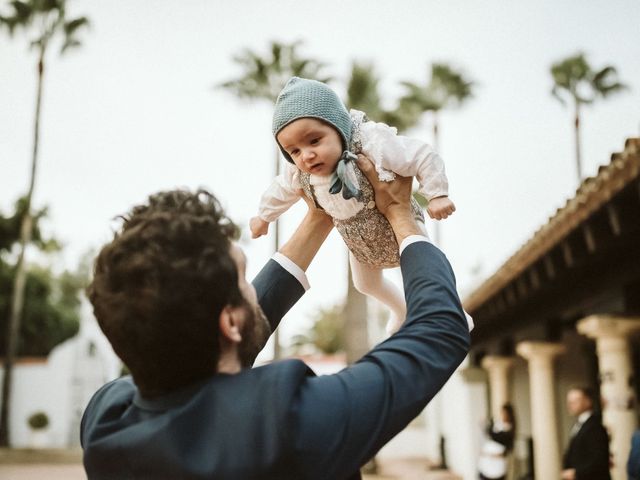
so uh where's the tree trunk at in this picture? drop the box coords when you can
[431,113,441,247]
[432,113,439,153]
[343,260,369,365]
[574,102,582,183]
[343,259,373,473]
[0,49,45,447]
[272,145,282,360]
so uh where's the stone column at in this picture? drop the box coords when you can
[460,365,490,480]
[481,355,514,421]
[578,315,640,480]
[517,341,565,480]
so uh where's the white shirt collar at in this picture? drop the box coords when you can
[577,410,593,424]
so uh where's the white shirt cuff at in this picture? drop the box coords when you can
[465,311,475,332]
[399,235,431,255]
[271,252,310,291]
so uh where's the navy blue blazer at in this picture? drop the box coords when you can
[81,241,470,479]
[628,430,640,480]
[563,413,611,480]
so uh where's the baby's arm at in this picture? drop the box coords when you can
[359,121,454,220]
[251,162,302,238]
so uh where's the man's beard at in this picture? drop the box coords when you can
[237,301,271,368]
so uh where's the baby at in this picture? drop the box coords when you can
[250,77,456,334]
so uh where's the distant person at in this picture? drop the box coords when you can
[628,429,640,480]
[80,159,471,479]
[477,403,516,480]
[249,76,471,334]
[562,386,611,480]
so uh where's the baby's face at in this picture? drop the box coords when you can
[277,118,343,176]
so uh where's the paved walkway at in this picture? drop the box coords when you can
[0,464,86,480]
[0,449,461,479]
[0,449,85,480]
[0,463,460,480]
[365,457,461,479]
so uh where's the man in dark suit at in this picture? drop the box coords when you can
[629,429,640,480]
[80,156,471,479]
[562,386,611,480]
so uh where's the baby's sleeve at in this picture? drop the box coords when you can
[360,121,449,201]
[257,162,303,223]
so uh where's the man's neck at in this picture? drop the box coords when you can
[217,349,241,374]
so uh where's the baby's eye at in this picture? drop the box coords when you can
[290,149,300,157]
[310,138,320,145]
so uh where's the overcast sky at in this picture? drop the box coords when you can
[2,0,639,343]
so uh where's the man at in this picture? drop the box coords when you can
[562,386,611,480]
[628,429,640,480]
[80,156,471,479]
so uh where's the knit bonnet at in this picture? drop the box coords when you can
[272,77,353,162]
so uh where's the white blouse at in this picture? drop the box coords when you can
[257,110,449,223]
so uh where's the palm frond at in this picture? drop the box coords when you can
[2,0,87,56]
[550,53,628,106]
[550,85,567,106]
[575,93,594,105]
[60,37,79,53]
[430,63,474,108]
[550,65,571,90]
[63,16,88,36]
[10,0,33,20]
[0,15,18,33]
[271,42,282,70]
[219,40,330,104]
[592,66,627,97]
[346,61,381,115]
[599,82,627,97]
[0,0,34,34]
[292,58,309,75]
[32,0,62,12]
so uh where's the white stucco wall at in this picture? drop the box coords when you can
[0,298,121,448]
[440,358,489,480]
[376,357,488,480]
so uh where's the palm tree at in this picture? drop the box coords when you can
[342,62,423,366]
[218,41,330,359]
[400,63,474,153]
[0,0,88,447]
[346,61,419,133]
[291,304,344,355]
[551,53,627,182]
[399,63,474,245]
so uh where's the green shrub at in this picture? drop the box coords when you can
[27,411,49,430]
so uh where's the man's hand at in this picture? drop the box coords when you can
[355,154,412,216]
[427,196,456,220]
[355,154,421,245]
[250,216,269,239]
[561,468,576,480]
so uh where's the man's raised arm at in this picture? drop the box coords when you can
[252,200,333,333]
[291,156,471,479]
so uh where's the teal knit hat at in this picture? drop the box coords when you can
[272,77,353,163]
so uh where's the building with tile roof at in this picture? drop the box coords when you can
[461,138,640,480]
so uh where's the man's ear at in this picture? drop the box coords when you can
[219,305,243,344]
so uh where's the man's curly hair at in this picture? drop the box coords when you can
[87,189,241,397]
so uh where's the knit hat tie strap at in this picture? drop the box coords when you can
[329,151,362,200]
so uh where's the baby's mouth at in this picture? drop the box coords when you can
[309,163,323,172]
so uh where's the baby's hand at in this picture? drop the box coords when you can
[250,216,269,238]
[427,196,456,220]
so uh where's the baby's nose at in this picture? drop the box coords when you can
[302,149,316,162]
